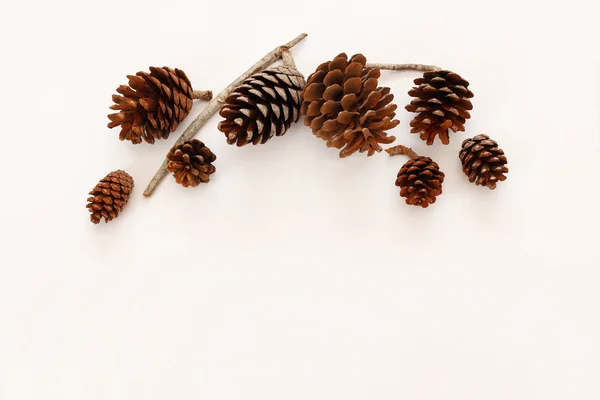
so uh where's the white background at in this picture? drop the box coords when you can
[1,1,600,399]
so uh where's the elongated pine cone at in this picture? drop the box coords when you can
[459,134,508,189]
[301,53,399,158]
[405,70,474,145]
[396,157,445,208]
[166,139,216,187]
[108,67,195,144]
[87,170,134,224]
[218,66,305,146]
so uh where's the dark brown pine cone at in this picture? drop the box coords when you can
[166,139,216,187]
[396,157,445,208]
[405,70,474,145]
[108,67,195,144]
[301,53,399,158]
[218,66,305,146]
[87,170,134,224]
[459,134,508,189]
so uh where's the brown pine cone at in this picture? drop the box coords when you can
[301,53,399,158]
[166,139,216,187]
[87,170,134,224]
[405,70,474,145]
[218,66,305,146]
[459,134,508,189]
[108,67,195,144]
[396,157,445,208]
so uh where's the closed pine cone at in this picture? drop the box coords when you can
[108,67,195,144]
[87,170,134,224]
[301,53,399,158]
[167,139,216,187]
[396,157,445,208]
[459,134,508,189]
[218,66,305,146]
[405,70,474,145]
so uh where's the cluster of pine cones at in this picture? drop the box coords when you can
[88,49,509,223]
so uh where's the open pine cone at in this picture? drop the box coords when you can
[218,66,305,146]
[301,53,399,158]
[167,139,216,187]
[396,157,445,208]
[459,134,508,189]
[108,67,196,144]
[405,70,473,145]
[87,170,134,224]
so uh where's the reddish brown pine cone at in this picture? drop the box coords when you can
[218,66,306,146]
[166,139,216,187]
[108,67,195,145]
[405,70,474,145]
[396,157,445,208]
[459,134,508,189]
[87,170,134,224]
[301,53,399,158]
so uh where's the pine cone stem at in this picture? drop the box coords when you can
[386,144,419,159]
[280,48,297,69]
[143,33,308,197]
[192,90,213,100]
[366,63,441,72]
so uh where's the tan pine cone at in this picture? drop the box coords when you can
[301,53,399,158]
[405,70,474,145]
[218,66,305,146]
[459,134,508,189]
[396,156,445,208]
[87,170,134,224]
[167,139,216,187]
[108,67,195,145]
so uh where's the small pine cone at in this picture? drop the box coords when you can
[218,66,306,146]
[459,134,508,189]
[108,67,195,145]
[87,170,134,224]
[167,139,216,187]
[301,53,399,158]
[405,70,474,145]
[396,157,445,208]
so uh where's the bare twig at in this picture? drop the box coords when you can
[386,145,419,159]
[366,63,441,72]
[143,33,307,197]
[192,90,213,101]
[280,48,296,69]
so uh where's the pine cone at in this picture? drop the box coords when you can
[459,134,508,189]
[395,157,445,208]
[108,67,195,144]
[87,170,134,224]
[405,70,474,145]
[218,66,305,146]
[167,139,216,187]
[301,53,399,158]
